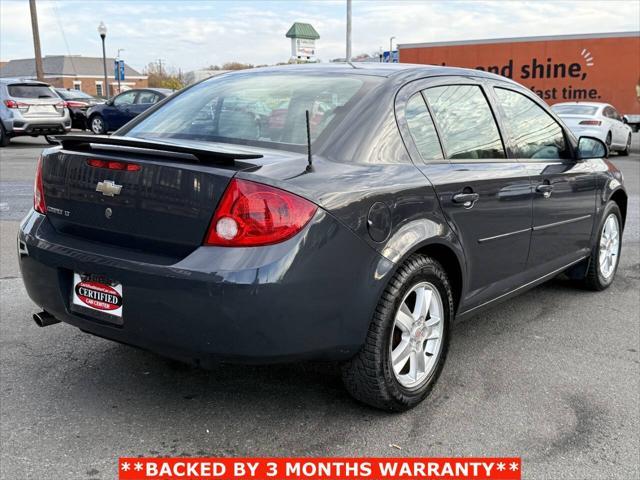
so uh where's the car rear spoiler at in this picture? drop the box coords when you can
[54,134,263,164]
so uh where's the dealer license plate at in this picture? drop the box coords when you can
[71,273,123,319]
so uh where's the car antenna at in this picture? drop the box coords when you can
[305,110,313,172]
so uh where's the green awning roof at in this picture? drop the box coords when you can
[285,22,320,40]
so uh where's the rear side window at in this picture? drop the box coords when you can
[423,85,505,160]
[405,93,444,162]
[7,84,57,99]
[136,91,159,104]
[494,88,569,159]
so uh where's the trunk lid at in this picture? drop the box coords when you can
[41,136,265,257]
[556,114,599,129]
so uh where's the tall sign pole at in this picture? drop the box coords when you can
[116,49,125,94]
[29,0,44,81]
[346,0,352,62]
[389,36,396,63]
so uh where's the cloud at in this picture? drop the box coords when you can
[1,0,638,72]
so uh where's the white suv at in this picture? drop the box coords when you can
[0,78,71,147]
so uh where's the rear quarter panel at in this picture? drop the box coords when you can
[236,79,464,306]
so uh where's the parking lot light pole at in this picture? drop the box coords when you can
[97,22,109,99]
[346,0,352,62]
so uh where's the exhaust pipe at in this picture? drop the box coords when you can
[33,311,60,327]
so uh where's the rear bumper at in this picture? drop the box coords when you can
[3,114,72,136]
[18,209,393,365]
[68,109,88,129]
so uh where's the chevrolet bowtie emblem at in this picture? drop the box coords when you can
[96,180,123,197]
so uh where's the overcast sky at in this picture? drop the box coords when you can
[1,0,638,72]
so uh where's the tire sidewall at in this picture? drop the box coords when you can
[622,134,631,155]
[381,261,452,405]
[0,123,9,146]
[594,202,622,288]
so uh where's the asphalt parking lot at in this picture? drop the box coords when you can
[1,135,638,480]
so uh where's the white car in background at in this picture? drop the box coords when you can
[552,102,633,156]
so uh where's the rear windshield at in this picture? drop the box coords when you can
[8,84,57,99]
[552,105,598,116]
[122,73,377,151]
[56,89,94,99]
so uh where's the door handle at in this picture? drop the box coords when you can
[452,192,480,208]
[536,183,553,198]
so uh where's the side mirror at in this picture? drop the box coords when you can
[105,99,113,106]
[622,117,628,124]
[577,136,608,160]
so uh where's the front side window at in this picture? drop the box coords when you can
[123,73,377,151]
[404,93,443,162]
[495,88,569,159]
[423,85,505,160]
[113,91,137,106]
[608,107,621,120]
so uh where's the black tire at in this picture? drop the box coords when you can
[44,135,60,145]
[605,132,612,148]
[89,114,107,135]
[341,254,453,411]
[619,134,631,156]
[581,202,622,291]
[0,123,10,147]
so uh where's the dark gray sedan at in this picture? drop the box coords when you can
[18,64,626,410]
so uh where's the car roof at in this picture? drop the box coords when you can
[0,77,51,86]
[120,87,173,95]
[222,62,521,85]
[552,102,608,108]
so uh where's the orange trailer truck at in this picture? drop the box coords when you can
[399,31,640,130]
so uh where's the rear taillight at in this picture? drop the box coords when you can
[579,120,602,126]
[34,156,46,214]
[87,159,141,171]
[65,101,88,108]
[4,99,28,109]
[204,179,317,247]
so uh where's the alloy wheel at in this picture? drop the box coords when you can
[599,213,620,279]
[91,117,104,134]
[390,281,444,389]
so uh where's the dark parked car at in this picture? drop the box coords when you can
[55,88,103,130]
[18,64,626,410]
[87,88,172,134]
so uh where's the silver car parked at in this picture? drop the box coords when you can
[0,78,71,147]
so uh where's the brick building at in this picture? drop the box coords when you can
[0,55,148,97]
